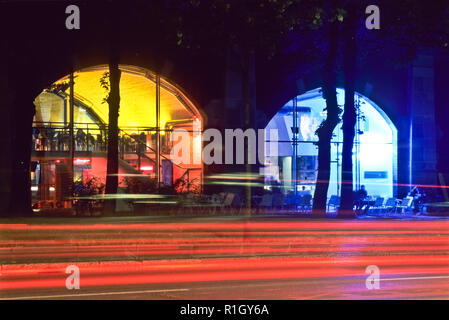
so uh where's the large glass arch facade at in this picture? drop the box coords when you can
[34,65,202,130]
[264,87,397,200]
[31,65,203,207]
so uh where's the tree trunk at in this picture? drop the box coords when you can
[104,58,121,214]
[7,86,35,217]
[312,23,340,217]
[2,7,36,217]
[5,47,35,217]
[337,6,357,219]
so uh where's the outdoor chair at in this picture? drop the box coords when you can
[272,193,285,212]
[283,194,300,212]
[395,196,414,214]
[218,192,227,201]
[175,193,196,215]
[258,194,273,214]
[210,193,222,204]
[192,193,225,215]
[299,194,312,212]
[231,193,244,215]
[381,197,397,212]
[327,195,340,212]
[176,192,226,216]
[219,193,236,214]
[368,197,385,213]
[223,193,235,206]
[190,192,230,215]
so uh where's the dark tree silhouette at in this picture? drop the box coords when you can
[311,20,341,217]
[282,1,345,216]
[337,3,357,218]
[2,6,42,217]
[104,60,121,214]
[103,4,122,214]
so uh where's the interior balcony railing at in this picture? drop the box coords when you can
[32,121,201,192]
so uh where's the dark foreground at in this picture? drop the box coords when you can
[0,216,449,299]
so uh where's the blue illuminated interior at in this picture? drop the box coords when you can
[264,87,397,200]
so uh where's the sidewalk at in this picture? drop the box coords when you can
[361,211,449,220]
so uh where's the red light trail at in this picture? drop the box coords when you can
[1,219,449,299]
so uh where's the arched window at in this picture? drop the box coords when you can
[264,87,397,200]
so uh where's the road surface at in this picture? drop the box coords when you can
[1,216,449,299]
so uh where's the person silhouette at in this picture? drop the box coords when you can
[355,185,368,214]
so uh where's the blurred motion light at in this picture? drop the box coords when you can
[74,159,91,165]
